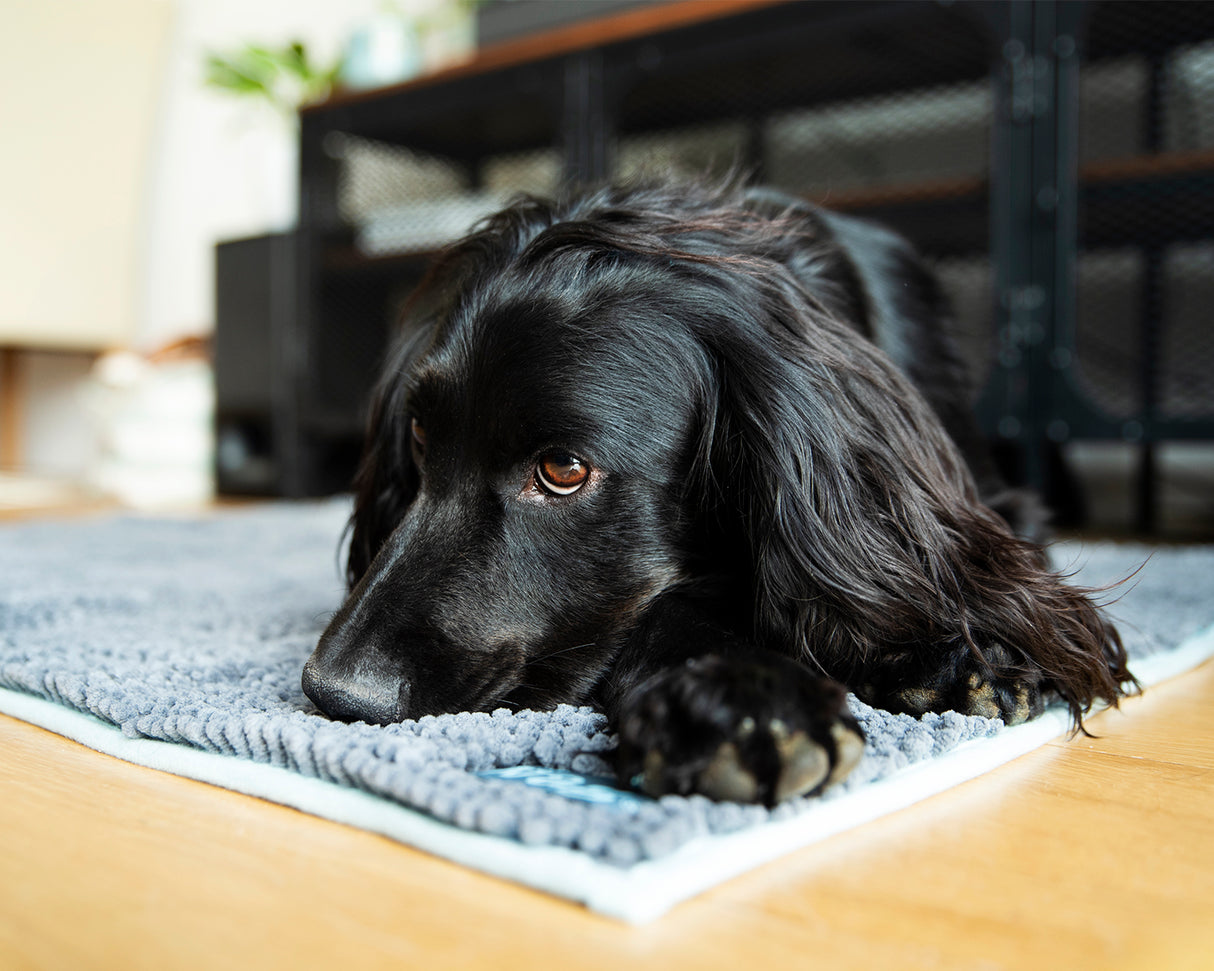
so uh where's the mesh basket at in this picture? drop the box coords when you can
[327,133,562,256]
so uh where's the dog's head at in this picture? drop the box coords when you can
[305,184,786,722]
[304,180,883,722]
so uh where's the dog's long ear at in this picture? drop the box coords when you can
[700,292,1132,724]
[345,325,429,587]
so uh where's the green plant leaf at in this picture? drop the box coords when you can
[204,40,341,110]
[204,54,271,97]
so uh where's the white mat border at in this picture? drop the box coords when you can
[3,624,1212,924]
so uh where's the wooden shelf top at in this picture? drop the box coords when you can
[1079,147,1214,186]
[306,0,791,112]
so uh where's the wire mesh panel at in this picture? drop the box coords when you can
[1072,1,1214,427]
[609,5,995,191]
[1060,0,1214,532]
[606,2,998,394]
[615,119,750,183]
[1162,243,1214,420]
[766,81,992,199]
[328,133,562,259]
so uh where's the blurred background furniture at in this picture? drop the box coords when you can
[214,0,1214,536]
[0,0,170,506]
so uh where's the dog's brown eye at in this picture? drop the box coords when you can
[411,418,426,460]
[536,453,590,496]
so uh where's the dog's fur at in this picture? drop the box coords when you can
[303,178,1135,806]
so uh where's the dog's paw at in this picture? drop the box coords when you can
[614,653,865,806]
[862,641,1047,726]
[888,674,1043,725]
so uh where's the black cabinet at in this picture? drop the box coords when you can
[224,0,1214,531]
[214,233,294,496]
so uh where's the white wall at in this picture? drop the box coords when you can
[0,0,170,351]
[139,0,415,349]
[2,0,451,354]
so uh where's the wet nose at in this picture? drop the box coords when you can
[301,656,411,725]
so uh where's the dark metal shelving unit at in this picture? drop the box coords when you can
[214,0,1214,533]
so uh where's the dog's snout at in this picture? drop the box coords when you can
[302,656,409,726]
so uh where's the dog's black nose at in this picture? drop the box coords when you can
[301,657,409,725]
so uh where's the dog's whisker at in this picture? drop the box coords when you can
[535,641,597,662]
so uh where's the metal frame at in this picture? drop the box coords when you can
[979,0,1214,528]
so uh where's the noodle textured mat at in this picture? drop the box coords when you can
[2,502,1211,921]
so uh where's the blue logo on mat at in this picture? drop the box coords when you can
[477,766,650,807]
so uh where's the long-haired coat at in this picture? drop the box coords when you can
[303,179,1135,806]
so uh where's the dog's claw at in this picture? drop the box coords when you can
[697,741,761,802]
[772,729,830,802]
[827,721,865,787]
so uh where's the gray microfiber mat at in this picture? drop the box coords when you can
[2,500,1212,920]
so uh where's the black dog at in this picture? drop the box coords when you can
[303,178,1135,806]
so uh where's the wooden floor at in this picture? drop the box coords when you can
[1,663,1211,968]
[1,505,1212,968]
